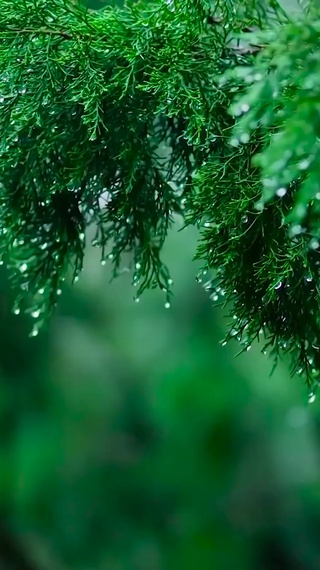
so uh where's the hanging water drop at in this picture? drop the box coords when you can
[298,159,310,170]
[31,309,40,319]
[239,132,250,144]
[20,263,27,273]
[289,224,304,237]
[308,392,316,404]
[164,302,171,309]
[310,239,319,250]
[276,187,287,198]
[241,103,250,113]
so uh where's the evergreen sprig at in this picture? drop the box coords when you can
[1,0,320,395]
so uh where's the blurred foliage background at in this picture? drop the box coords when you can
[1,221,320,570]
[1,1,320,569]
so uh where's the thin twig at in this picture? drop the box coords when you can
[3,27,74,40]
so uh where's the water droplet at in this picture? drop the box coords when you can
[19,263,27,273]
[164,302,170,309]
[38,288,45,295]
[239,132,250,144]
[241,215,248,223]
[274,281,283,290]
[241,103,250,113]
[308,392,316,404]
[134,297,140,303]
[74,275,79,282]
[101,260,106,265]
[246,345,251,351]
[108,253,113,259]
[298,159,310,170]
[222,341,227,346]
[289,224,303,237]
[31,309,40,318]
[13,307,20,315]
[255,200,264,212]
[230,138,240,147]
[276,187,287,198]
[310,239,319,250]
[40,242,48,250]
[57,288,62,295]
[213,294,219,301]
[168,278,173,285]
[30,328,39,337]
[79,233,85,241]
[135,262,141,270]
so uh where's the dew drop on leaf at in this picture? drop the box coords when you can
[276,187,287,198]
[31,309,40,318]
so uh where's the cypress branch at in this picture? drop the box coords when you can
[1,0,320,396]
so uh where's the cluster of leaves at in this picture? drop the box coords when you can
[191,0,320,394]
[1,0,320,393]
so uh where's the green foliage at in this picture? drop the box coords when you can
[1,0,320,392]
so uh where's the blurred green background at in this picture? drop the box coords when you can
[2,1,320,569]
[1,222,320,570]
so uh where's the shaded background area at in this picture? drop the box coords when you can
[1,0,320,569]
[0,222,320,570]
